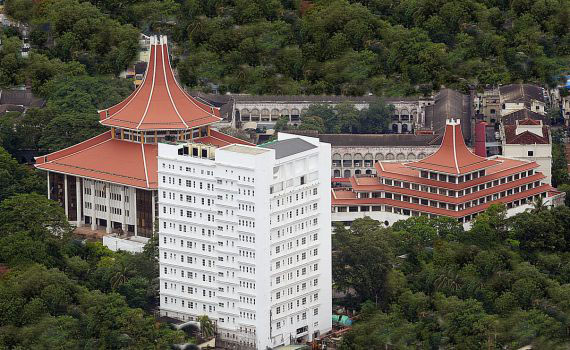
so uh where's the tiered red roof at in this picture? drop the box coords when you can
[35,130,253,189]
[332,119,557,220]
[99,36,221,130]
[36,35,254,188]
[404,119,498,175]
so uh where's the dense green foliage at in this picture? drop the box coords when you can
[334,205,570,349]
[0,149,187,348]
[71,0,570,95]
[4,0,139,75]
[277,100,394,134]
[0,74,133,153]
[0,147,45,201]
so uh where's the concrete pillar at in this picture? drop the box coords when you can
[46,171,50,200]
[76,177,82,226]
[91,181,96,230]
[133,189,138,237]
[151,191,156,231]
[105,183,111,234]
[64,175,69,217]
[121,186,127,232]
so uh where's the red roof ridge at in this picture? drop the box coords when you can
[35,131,113,165]
[405,119,499,175]
[99,35,222,131]
[518,118,541,125]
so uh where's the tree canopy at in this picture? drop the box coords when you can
[60,0,570,95]
[335,205,570,349]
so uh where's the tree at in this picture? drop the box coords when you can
[357,100,394,134]
[197,315,215,339]
[0,193,72,238]
[0,147,45,201]
[333,218,395,306]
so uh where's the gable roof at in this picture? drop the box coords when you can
[500,84,544,103]
[98,36,221,131]
[502,108,550,125]
[503,124,549,145]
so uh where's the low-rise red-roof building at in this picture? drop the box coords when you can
[500,118,552,185]
[332,119,564,227]
[35,36,252,245]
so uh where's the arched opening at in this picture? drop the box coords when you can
[342,154,352,168]
[353,153,363,167]
[280,108,290,120]
[250,109,260,122]
[396,153,405,160]
[375,153,384,161]
[401,123,408,133]
[418,153,426,159]
[291,108,300,122]
[400,109,409,122]
[364,153,373,167]
[365,169,372,175]
[271,108,280,121]
[407,153,416,160]
[343,169,351,178]
[386,153,395,160]
[241,109,250,121]
[333,169,341,178]
[261,109,270,122]
[355,170,361,175]
[332,153,342,167]
[392,124,399,133]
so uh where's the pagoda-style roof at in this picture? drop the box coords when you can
[404,119,499,175]
[99,35,221,131]
[35,130,253,189]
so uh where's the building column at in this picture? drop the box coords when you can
[76,177,82,226]
[121,186,127,232]
[133,189,138,237]
[105,183,112,234]
[46,171,50,200]
[91,181,96,230]
[64,175,69,217]
[151,191,156,232]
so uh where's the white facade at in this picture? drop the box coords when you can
[501,122,552,185]
[157,134,332,349]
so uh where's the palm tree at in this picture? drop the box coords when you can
[531,195,546,213]
[197,315,215,339]
[110,259,130,290]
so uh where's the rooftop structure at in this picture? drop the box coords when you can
[502,108,550,126]
[0,88,45,116]
[332,119,562,227]
[99,36,221,131]
[35,35,252,248]
[424,88,472,142]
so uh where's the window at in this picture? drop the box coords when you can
[528,150,534,157]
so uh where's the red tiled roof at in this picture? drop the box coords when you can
[332,184,553,218]
[518,118,541,125]
[99,36,221,131]
[34,130,253,188]
[375,157,538,190]
[35,131,158,189]
[404,119,499,175]
[347,173,545,205]
[503,124,549,145]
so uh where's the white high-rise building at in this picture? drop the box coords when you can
[157,133,332,349]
